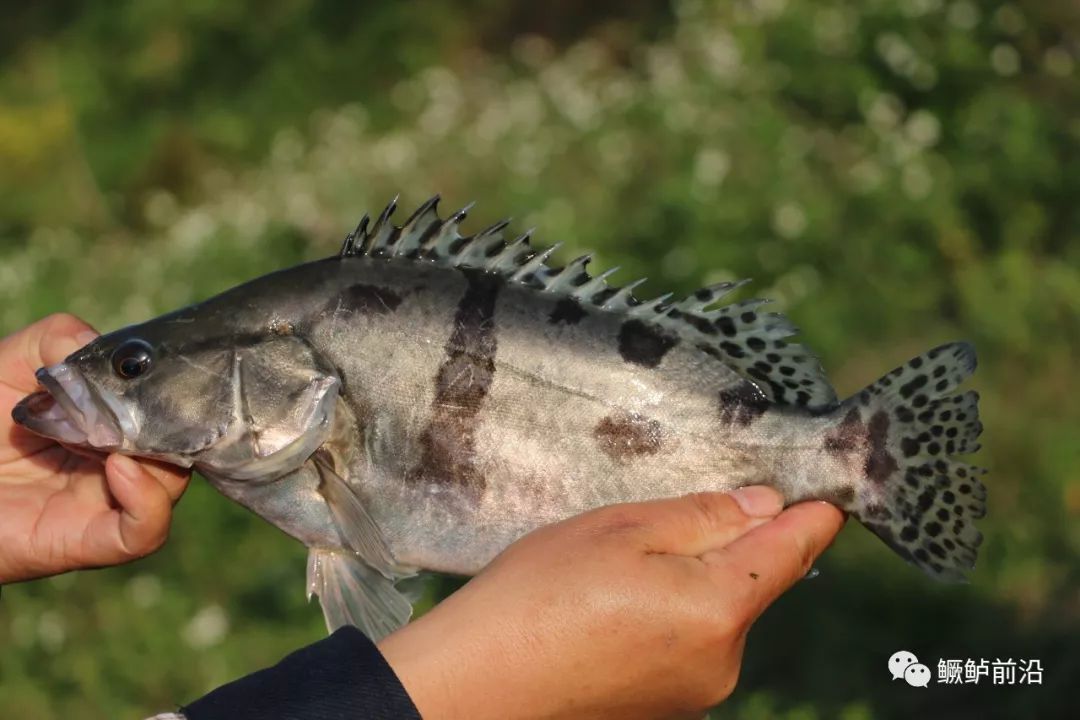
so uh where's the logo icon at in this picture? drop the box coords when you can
[888,650,919,681]
[904,662,932,688]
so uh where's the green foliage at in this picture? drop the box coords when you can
[1,2,1077,718]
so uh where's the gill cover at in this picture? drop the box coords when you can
[195,336,340,481]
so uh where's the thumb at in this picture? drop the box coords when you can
[105,454,175,558]
[704,501,846,622]
[588,486,785,557]
[0,313,98,394]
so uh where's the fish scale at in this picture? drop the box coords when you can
[13,195,988,641]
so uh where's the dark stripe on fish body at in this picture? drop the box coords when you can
[593,411,663,461]
[409,270,501,493]
[618,320,677,368]
[864,410,898,484]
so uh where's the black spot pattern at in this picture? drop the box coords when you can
[647,294,838,409]
[847,342,986,581]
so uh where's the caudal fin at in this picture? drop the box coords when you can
[842,342,987,582]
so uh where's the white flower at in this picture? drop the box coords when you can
[182,604,230,649]
[37,610,66,652]
[693,148,731,188]
[127,574,164,609]
[906,110,942,148]
[991,45,1021,77]
[902,163,934,200]
[947,1,980,30]
[772,202,807,240]
[1043,47,1074,78]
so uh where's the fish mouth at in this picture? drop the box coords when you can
[12,363,135,451]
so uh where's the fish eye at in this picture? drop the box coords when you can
[111,339,154,379]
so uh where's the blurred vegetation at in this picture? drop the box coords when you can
[1,1,1077,718]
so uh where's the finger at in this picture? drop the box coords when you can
[703,501,845,621]
[0,313,97,394]
[133,457,192,504]
[104,454,175,558]
[586,486,785,557]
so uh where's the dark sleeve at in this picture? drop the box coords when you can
[182,626,422,720]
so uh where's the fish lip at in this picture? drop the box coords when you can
[35,367,86,426]
[17,364,130,450]
[11,390,89,445]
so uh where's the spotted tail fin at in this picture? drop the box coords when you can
[842,342,987,582]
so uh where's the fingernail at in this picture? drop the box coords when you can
[110,454,140,484]
[730,485,785,518]
[47,330,99,363]
[75,330,99,347]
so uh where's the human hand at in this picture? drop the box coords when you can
[0,314,190,583]
[379,488,844,720]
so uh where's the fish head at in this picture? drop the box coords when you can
[13,314,340,481]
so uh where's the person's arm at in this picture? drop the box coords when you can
[177,626,420,720]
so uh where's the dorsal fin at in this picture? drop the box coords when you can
[339,196,838,411]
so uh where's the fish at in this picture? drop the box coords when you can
[13,196,987,639]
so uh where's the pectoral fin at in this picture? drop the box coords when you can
[308,450,416,639]
[312,450,410,579]
[306,549,413,640]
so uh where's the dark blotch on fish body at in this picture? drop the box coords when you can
[618,320,678,368]
[549,298,587,326]
[823,407,897,485]
[864,502,893,521]
[823,407,863,454]
[593,411,663,461]
[339,283,403,315]
[717,382,769,427]
[409,271,500,493]
[833,486,857,505]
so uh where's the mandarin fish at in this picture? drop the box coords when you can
[13,196,987,639]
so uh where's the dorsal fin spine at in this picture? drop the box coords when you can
[338,197,838,410]
[603,278,646,310]
[512,245,560,282]
[572,266,620,301]
[543,254,591,293]
[487,232,533,274]
[629,293,673,317]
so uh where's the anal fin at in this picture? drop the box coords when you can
[306,549,413,640]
